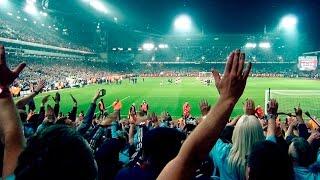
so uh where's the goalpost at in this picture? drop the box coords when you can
[198,72,213,85]
[265,89,320,118]
[198,72,212,78]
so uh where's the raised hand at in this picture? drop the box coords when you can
[199,99,210,116]
[92,89,106,103]
[41,95,50,105]
[0,45,26,177]
[267,99,278,115]
[0,46,26,88]
[307,131,320,144]
[243,99,255,115]
[212,50,251,102]
[70,94,77,104]
[52,92,60,103]
[294,105,303,117]
[34,80,46,93]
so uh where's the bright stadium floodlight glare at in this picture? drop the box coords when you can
[0,0,8,6]
[174,14,192,32]
[158,44,169,49]
[280,15,297,31]
[245,42,257,48]
[89,0,108,14]
[40,11,48,17]
[142,43,155,51]
[259,42,271,49]
[24,0,37,15]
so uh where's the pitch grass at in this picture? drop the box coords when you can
[31,77,320,119]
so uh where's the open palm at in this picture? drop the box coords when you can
[0,46,26,87]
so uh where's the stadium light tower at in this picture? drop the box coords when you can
[89,0,108,14]
[174,14,192,33]
[142,43,155,51]
[24,0,38,15]
[259,42,271,49]
[0,0,8,6]
[279,14,297,32]
[245,43,257,49]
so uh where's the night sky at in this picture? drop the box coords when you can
[111,0,317,34]
[10,0,320,49]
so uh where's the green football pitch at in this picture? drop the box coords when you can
[31,77,320,119]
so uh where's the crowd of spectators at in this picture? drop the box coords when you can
[1,45,320,180]
[0,13,91,52]
[3,53,318,95]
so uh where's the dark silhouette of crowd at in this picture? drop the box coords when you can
[1,45,320,180]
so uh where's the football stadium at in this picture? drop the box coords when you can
[0,0,320,179]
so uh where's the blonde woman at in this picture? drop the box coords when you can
[209,99,278,180]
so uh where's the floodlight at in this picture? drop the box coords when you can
[245,42,257,48]
[142,43,155,51]
[24,3,37,15]
[40,11,48,17]
[128,48,132,51]
[258,42,271,49]
[0,0,8,7]
[280,15,297,31]
[174,14,192,32]
[89,0,108,14]
[158,44,169,49]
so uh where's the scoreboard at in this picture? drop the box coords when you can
[298,56,318,71]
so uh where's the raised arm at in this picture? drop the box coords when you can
[69,94,78,121]
[52,92,61,117]
[15,80,45,110]
[158,50,252,179]
[266,99,278,142]
[0,45,26,177]
[77,89,105,135]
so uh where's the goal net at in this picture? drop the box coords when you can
[198,72,212,77]
[265,90,320,118]
[198,72,213,85]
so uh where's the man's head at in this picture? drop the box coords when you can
[142,128,186,175]
[15,125,97,180]
[288,137,316,167]
[247,141,293,180]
